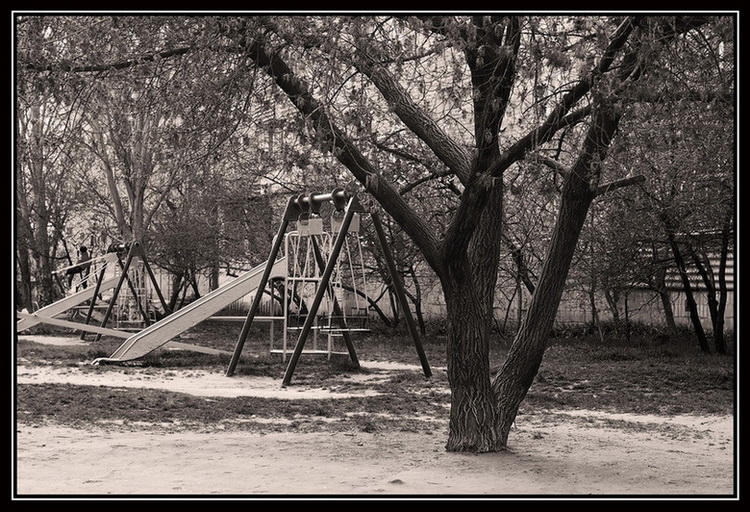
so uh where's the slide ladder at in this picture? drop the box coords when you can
[96,258,286,363]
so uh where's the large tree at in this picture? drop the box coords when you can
[15,14,731,452]
[224,15,722,451]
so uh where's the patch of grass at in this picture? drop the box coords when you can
[526,335,734,416]
[15,324,735,434]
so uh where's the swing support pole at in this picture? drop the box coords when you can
[226,196,296,376]
[371,212,432,378]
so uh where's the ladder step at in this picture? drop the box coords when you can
[319,328,371,333]
[270,349,348,356]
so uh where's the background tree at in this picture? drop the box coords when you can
[16,16,95,307]
[17,16,279,303]
[615,21,735,353]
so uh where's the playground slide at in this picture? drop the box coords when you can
[16,275,121,333]
[100,258,286,362]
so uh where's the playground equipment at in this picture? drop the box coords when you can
[225,188,432,386]
[16,241,171,339]
[277,210,368,358]
[21,190,431,385]
[93,241,172,339]
[94,257,286,363]
[17,252,120,334]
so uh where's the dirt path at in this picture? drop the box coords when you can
[16,413,734,497]
[13,335,736,498]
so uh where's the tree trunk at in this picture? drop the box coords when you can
[688,246,722,352]
[168,272,185,312]
[442,185,504,453]
[28,104,57,307]
[653,261,678,337]
[492,101,621,446]
[443,278,502,452]
[664,226,710,352]
[505,236,536,294]
[714,210,733,354]
[210,261,220,292]
[604,289,622,339]
[15,178,35,311]
[89,119,133,241]
[624,292,631,344]
[407,266,427,335]
[493,184,596,445]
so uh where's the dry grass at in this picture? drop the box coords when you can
[15,321,735,434]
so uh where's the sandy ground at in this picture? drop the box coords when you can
[13,335,737,500]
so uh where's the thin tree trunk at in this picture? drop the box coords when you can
[168,272,185,312]
[15,181,35,311]
[591,290,605,343]
[493,181,596,445]
[714,211,732,354]
[210,262,220,292]
[664,226,710,352]
[624,292,631,344]
[604,289,622,339]
[653,262,678,337]
[407,266,427,335]
[28,104,57,307]
[688,246,722,351]
[505,235,536,294]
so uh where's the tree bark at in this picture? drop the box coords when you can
[27,104,58,307]
[505,235,536,295]
[688,246,722,351]
[15,174,35,311]
[714,210,733,353]
[442,186,504,453]
[699,209,734,355]
[442,276,502,452]
[653,258,678,337]
[604,289,623,338]
[493,183,596,444]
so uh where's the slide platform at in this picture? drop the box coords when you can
[98,258,286,362]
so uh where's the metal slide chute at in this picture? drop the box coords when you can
[16,275,120,333]
[95,258,286,363]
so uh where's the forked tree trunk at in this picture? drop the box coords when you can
[664,225,710,353]
[653,261,678,337]
[714,211,733,354]
[689,247,722,351]
[442,186,505,453]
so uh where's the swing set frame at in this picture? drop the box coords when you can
[226,189,431,386]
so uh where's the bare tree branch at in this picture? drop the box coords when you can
[595,175,646,197]
[239,26,443,270]
[354,52,473,184]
